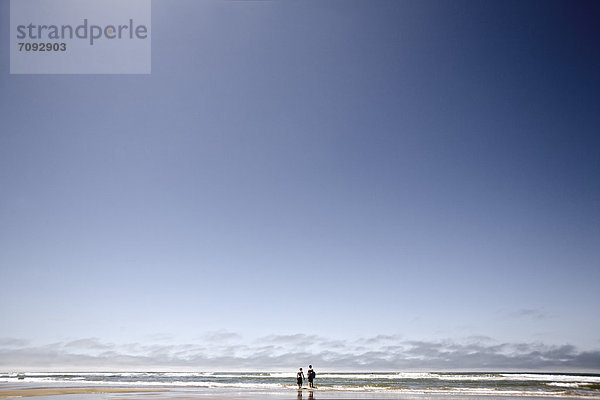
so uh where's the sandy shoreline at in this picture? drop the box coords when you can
[2,382,599,400]
[0,387,160,399]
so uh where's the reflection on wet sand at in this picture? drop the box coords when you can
[297,389,314,400]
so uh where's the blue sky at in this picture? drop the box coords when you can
[1,0,599,372]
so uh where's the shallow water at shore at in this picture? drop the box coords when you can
[2,372,600,400]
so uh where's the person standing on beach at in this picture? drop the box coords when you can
[307,365,315,388]
[297,368,305,389]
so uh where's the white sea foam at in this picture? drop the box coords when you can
[547,382,588,388]
[318,373,418,380]
[422,387,565,397]
[267,372,297,378]
[8,371,594,383]
[161,372,215,378]
[500,373,600,383]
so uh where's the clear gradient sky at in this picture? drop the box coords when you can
[1,0,599,372]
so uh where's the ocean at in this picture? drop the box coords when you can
[2,372,600,398]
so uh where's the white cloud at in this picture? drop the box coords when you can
[0,338,30,347]
[1,334,598,372]
[511,308,551,320]
[63,338,114,351]
[200,330,242,342]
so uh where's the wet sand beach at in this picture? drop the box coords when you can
[0,387,159,399]
[2,384,600,400]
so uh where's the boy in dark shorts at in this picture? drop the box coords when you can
[297,368,305,389]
